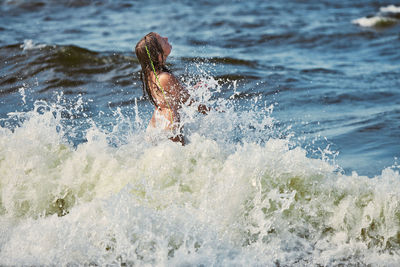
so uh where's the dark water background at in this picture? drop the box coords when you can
[1,0,399,175]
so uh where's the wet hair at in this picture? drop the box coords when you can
[135,32,170,107]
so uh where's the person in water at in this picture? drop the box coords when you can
[135,32,209,145]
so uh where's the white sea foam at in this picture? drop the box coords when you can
[380,5,400,14]
[353,5,400,28]
[352,16,397,27]
[0,88,400,265]
[20,39,47,51]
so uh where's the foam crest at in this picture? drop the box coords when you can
[20,39,47,51]
[1,87,400,265]
[352,5,400,28]
[352,16,397,27]
[380,5,400,13]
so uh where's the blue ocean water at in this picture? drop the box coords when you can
[1,0,400,265]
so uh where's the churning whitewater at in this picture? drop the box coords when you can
[0,88,399,266]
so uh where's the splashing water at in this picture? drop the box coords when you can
[0,74,400,266]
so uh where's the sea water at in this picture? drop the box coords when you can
[1,0,400,265]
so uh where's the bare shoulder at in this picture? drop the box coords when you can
[158,72,180,86]
[158,72,184,94]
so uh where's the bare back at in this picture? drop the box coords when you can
[147,71,189,133]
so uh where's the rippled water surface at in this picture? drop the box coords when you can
[1,0,400,265]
